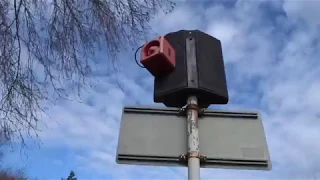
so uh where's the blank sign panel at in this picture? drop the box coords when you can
[116,106,271,170]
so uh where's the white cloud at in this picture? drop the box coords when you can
[37,75,128,150]
[150,3,203,35]
[52,159,64,166]
[207,21,239,51]
[283,0,320,26]
[10,0,320,179]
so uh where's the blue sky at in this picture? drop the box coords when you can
[2,0,320,179]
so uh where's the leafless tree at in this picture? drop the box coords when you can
[0,0,175,147]
[0,169,28,180]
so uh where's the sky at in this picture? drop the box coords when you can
[2,0,320,179]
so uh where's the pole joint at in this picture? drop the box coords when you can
[179,153,207,164]
[178,106,206,117]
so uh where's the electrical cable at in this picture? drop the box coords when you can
[135,44,145,68]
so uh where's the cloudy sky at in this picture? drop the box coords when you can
[3,0,320,179]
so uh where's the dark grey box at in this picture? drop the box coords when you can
[154,30,229,108]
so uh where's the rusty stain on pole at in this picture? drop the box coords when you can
[187,96,200,180]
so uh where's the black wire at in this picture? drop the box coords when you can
[135,44,145,68]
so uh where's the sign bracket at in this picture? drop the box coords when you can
[179,153,208,164]
[177,106,206,117]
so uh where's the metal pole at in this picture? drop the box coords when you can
[187,96,200,180]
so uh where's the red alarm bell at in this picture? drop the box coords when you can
[140,36,176,77]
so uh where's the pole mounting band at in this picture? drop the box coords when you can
[177,107,206,117]
[186,104,199,111]
[188,151,200,158]
[179,153,207,164]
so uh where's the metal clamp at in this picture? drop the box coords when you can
[198,108,206,117]
[200,155,207,163]
[179,153,207,164]
[179,154,187,163]
[188,151,200,158]
[177,107,206,117]
[186,104,199,111]
[177,107,186,116]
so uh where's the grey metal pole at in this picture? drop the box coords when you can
[187,96,200,180]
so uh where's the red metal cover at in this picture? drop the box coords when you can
[140,36,175,77]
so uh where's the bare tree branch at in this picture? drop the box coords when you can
[0,0,175,147]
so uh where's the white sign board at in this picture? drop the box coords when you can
[116,106,271,170]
